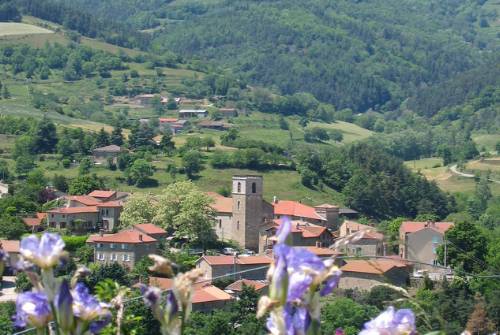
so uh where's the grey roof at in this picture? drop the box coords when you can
[179,109,207,113]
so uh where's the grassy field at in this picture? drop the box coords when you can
[0,23,53,37]
[473,133,500,152]
[405,157,500,196]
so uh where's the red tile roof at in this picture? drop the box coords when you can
[274,219,329,239]
[225,279,268,292]
[36,212,47,220]
[88,190,116,199]
[23,218,43,227]
[87,230,157,244]
[306,247,342,257]
[341,259,408,275]
[200,255,273,266]
[0,240,20,253]
[400,221,454,235]
[67,196,101,206]
[96,201,123,208]
[342,221,372,232]
[159,118,178,123]
[360,231,384,241]
[201,255,235,265]
[273,200,322,220]
[192,285,233,304]
[206,192,233,213]
[48,206,99,214]
[134,223,167,235]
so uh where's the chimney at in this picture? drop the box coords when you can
[314,204,339,230]
[273,196,278,204]
[139,234,143,241]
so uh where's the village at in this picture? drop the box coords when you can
[0,173,455,311]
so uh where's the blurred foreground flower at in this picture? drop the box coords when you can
[14,233,110,334]
[359,306,416,335]
[140,259,203,335]
[257,217,342,335]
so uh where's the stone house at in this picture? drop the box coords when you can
[0,240,20,273]
[196,255,272,281]
[22,212,46,232]
[0,182,8,198]
[218,108,238,118]
[133,223,168,241]
[272,200,340,230]
[178,109,208,119]
[87,230,158,268]
[399,221,454,269]
[208,176,275,251]
[259,219,334,253]
[338,259,410,291]
[47,206,99,231]
[92,145,124,164]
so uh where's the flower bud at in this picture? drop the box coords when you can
[55,279,74,332]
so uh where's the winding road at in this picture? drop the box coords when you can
[450,164,500,184]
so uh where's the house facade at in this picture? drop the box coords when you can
[0,182,8,198]
[87,230,158,268]
[338,259,410,291]
[399,221,454,268]
[92,145,124,164]
[179,109,208,119]
[196,255,272,281]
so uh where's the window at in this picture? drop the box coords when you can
[111,253,117,261]
[432,246,437,255]
[252,182,256,193]
[125,254,131,262]
[237,182,241,193]
[97,243,102,248]
[62,215,65,218]
[237,201,240,210]
[219,219,222,229]
[97,253,105,261]
[237,221,240,230]
[110,243,115,249]
[106,209,109,216]
[432,236,440,243]
[121,244,126,250]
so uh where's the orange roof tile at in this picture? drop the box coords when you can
[149,277,173,290]
[48,206,99,214]
[201,255,235,265]
[236,255,273,265]
[341,260,407,275]
[88,190,116,199]
[134,223,167,235]
[200,255,273,266]
[23,218,43,227]
[36,212,47,220]
[274,219,329,239]
[159,118,178,123]
[342,221,372,231]
[96,201,123,208]
[360,231,384,241]
[206,192,233,213]
[273,200,322,220]
[305,247,342,257]
[400,221,454,235]
[67,196,101,206]
[192,285,233,304]
[225,279,268,292]
[0,240,19,253]
[87,230,157,244]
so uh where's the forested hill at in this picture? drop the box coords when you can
[54,0,498,113]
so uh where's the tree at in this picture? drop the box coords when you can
[304,127,329,142]
[466,294,496,334]
[15,155,35,175]
[125,159,154,186]
[95,128,110,148]
[437,220,488,273]
[0,302,15,335]
[151,95,163,115]
[110,126,124,146]
[120,193,158,227]
[85,262,131,291]
[33,117,58,153]
[78,157,93,175]
[0,215,27,239]
[53,174,68,192]
[159,129,175,154]
[202,137,215,151]
[0,160,10,181]
[321,297,378,335]
[68,175,101,195]
[182,150,202,179]
[279,116,289,130]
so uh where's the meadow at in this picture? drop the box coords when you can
[0,22,53,37]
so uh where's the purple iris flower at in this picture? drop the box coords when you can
[0,249,8,262]
[90,314,112,334]
[14,292,52,329]
[20,233,65,269]
[320,268,342,297]
[165,291,179,318]
[276,217,292,244]
[72,283,110,325]
[55,280,74,331]
[291,305,311,335]
[139,284,162,308]
[359,307,416,335]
